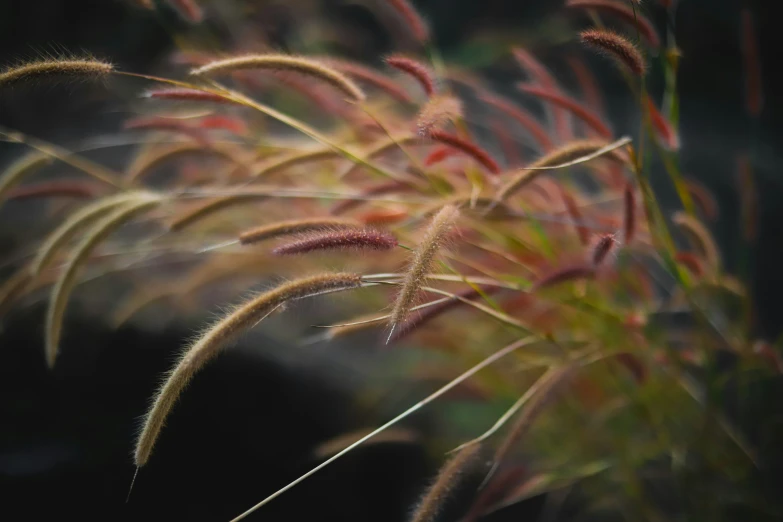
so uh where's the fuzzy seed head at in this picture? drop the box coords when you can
[581,29,647,76]
[416,95,463,136]
[590,233,618,265]
[272,227,398,255]
[409,443,482,522]
[135,272,363,466]
[428,130,500,174]
[0,58,113,88]
[390,205,459,333]
[387,0,431,44]
[191,54,366,102]
[566,0,661,48]
[239,218,360,245]
[385,55,437,97]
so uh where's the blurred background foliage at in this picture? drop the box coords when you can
[1,1,782,521]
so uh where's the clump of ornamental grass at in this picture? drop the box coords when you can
[0,0,775,520]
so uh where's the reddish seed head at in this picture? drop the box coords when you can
[326,58,413,103]
[123,116,209,145]
[4,180,102,201]
[357,208,409,225]
[196,115,248,135]
[384,55,437,97]
[684,179,718,221]
[387,0,430,44]
[531,263,596,292]
[512,48,573,141]
[566,0,661,49]
[517,83,613,139]
[646,97,679,150]
[622,182,637,244]
[272,227,398,255]
[581,28,647,77]
[674,251,704,277]
[424,146,459,166]
[566,55,606,119]
[590,233,618,265]
[428,130,501,174]
[559,188,590,245]
[480,93,554,151]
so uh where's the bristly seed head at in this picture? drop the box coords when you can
[190,54,366,102]
[409,443,483,522]
[239,218,360,245]
[0,58,113,88]
[134,272,363,467]
[416,95,463,136]
[580,28,647,77]
[384,55,437,97]
[271,227,398,255]
[428,130,500,174]
[566,0,661,48]
[389,205,460,337]
[590,233,618,265]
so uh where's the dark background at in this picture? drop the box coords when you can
[1,1,782,520]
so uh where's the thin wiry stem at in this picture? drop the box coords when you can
[228,336,538,522]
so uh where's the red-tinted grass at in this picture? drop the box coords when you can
[590,233,618,265]
[143,87,234,104]
[566,55,606,119]
[566,0,661,48]
[512,49,572,141]
[580,29,646,77]
[327,58,413,103]
[4,180,102,201]
[517,83,612,138]
[196,115,248,135]
[480,93,553,151]
[684,179,718,221]
[531,263,596,291]
[385,55,436,97]
[387,0,430,44]
[646,96,679,150]
[272,227,398,255]
[428,130,501,174]
[512,48,572,141]
[424,146,459,166]
[490,118,523,166]
[622,181,636,244]
[674,251,704,277]
[560,188,590,245]
[124,116,208,145]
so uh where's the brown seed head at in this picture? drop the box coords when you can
[580,29,647,77]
